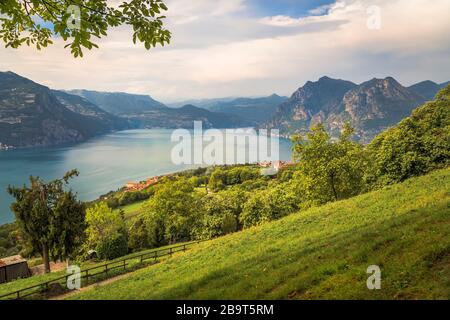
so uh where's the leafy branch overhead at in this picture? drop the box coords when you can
[0,0,171,57]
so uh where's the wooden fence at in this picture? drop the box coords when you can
[0,240,207,300]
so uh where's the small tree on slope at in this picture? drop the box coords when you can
[7,169,85,273]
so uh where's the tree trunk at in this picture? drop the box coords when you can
[42,243,51,273]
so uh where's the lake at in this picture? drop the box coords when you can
[0,129,292,224]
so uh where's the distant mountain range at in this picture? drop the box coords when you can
[67,90,251,129]
[407,80,450,100]
[0,72,251,148]
[199,94,288,124]
[0,72,127,148]
[66,89,166,115]
[264,76,448,142]
[0,71,448,148]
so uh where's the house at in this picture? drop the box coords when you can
[0,255,31,284]
[259,161,295,171]
[124,176,159,192]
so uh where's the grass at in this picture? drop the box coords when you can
[117,200,147,219]
[0,241,200,299]
[70,168,450,300]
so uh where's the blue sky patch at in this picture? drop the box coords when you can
[248,0,336,17]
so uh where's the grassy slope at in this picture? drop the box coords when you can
[71,168,450,300]
[0,241,198,298]
[117,200,147,219]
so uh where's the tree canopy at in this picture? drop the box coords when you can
[7,169,85,273]
[366,84,450,186]
[0,0,171,57]
[291,123,367,205]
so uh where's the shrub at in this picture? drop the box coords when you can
[96,233,128,260]
[128,218,149,251]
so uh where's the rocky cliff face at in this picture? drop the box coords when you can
[265,76,426,143]
[265,76,356,137]
[0,72,127,148]
[340,77,425,141]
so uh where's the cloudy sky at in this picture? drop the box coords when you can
[1,0,449,102]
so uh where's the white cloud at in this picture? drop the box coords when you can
[0,0,449,102]
[259,15,304,27]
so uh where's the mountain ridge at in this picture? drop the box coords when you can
[0,72,128,148]
[1,71,448,148]
[263,76,440,142]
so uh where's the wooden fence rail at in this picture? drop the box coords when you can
[0,240,207,300]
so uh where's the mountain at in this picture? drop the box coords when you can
[0,72,253,149]
[408,80,441,100]
[119,104,252,129]
[265,76,357,136]
[71,89,253,129]
[51,90,128,129]
[166,97,236,109]
[440,81,450,89]
[407,80,450,101]
[201,94,288,124]
[0,72,127,148]
[67,89,166,115]
[265,76,426,142]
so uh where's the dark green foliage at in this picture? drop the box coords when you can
[208,166,261,192]
[96,233,128,260]
[128,218,149,252]
[7,169,86,272]
[366,85,450,187]
[118,188,153,206]
[0,0,171,57]
[105,197,120,209]
[0,223,21,258]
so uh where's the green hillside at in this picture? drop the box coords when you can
[69,168,450,300]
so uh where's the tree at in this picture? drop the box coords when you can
[291,123,367,205]
[96,233,128,260]
[208,168,226,192]
[192,194,238,239]
[85,202,126,250]
[7,169,85,273]
[239,183,298,228]
[144,177,197,244]
[366,84,450,187]
[128,217,149,251]
[0,0,171,57]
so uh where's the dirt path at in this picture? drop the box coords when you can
[50,272,133,300]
